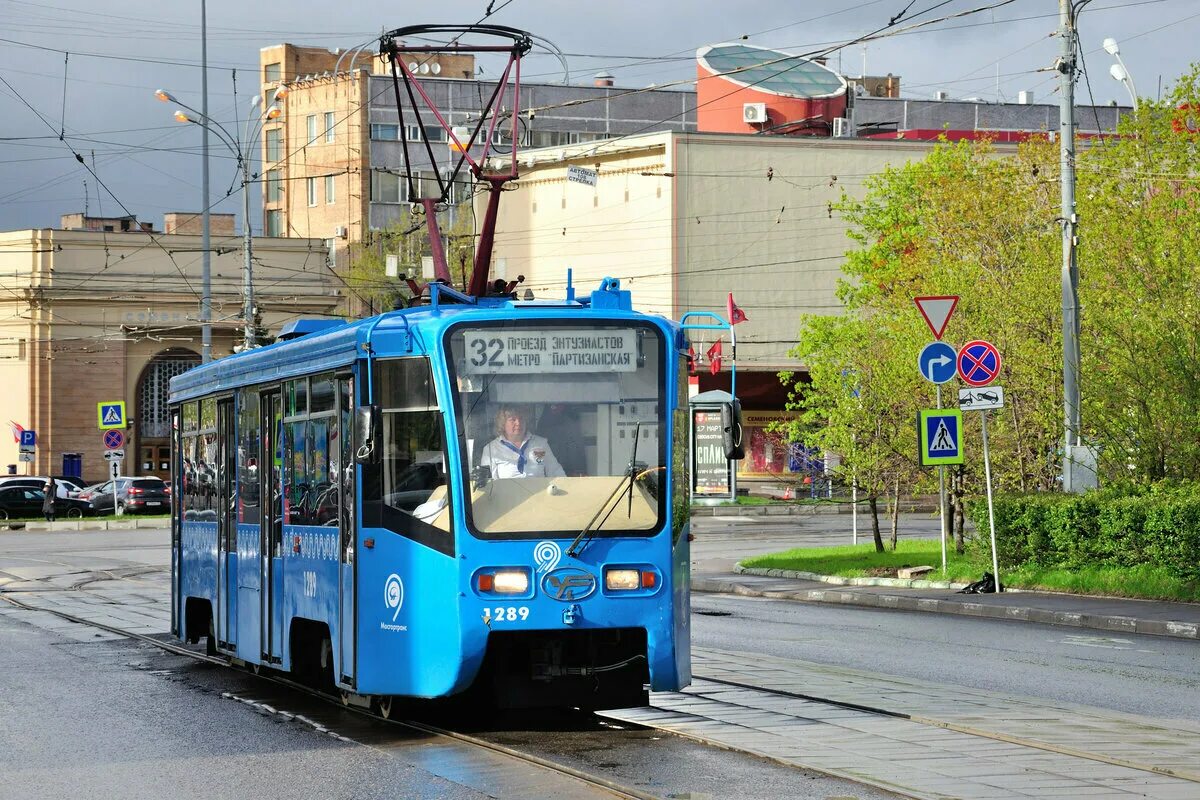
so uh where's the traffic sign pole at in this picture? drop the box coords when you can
[936,385,947,575]
[981,410,1001,592]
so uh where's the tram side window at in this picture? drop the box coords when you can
[284,419,307,524]
[364,359,452,549]
[191,397,217,516]
[237,388,261,525]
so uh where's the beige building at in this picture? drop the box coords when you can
[480,131,996,478]
[0,215,340,483]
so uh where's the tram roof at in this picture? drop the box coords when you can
[169,286,676,404]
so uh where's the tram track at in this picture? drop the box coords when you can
[659,669,1200,788]
[0,591,661,800]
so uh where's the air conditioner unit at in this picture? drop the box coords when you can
[334,225,348,239]
[742,103,767,124]
[832,116,856,139]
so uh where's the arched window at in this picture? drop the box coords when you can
[138,349,201,439]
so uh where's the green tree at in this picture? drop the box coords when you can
[1076,66,1200,480]
[344,197,479,315]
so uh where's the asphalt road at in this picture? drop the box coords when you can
[692,592,1200,723]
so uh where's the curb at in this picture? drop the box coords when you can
[690,502,939,517]
[2,518,169,533]
[691,576,1200,641]
[735,564,969,591]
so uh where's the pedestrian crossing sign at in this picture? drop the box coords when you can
[97,401,127,430]
[919,409,964,466]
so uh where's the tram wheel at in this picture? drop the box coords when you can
[376,696,396,719]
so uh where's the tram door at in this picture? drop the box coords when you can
[337,376,357,684]
[216,398,237,649]
[261,391,284,663]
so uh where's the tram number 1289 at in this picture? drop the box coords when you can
[486,606,529,623]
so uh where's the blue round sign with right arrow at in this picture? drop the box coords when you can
[918,341,958,384]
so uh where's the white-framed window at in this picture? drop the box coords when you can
[371,123,400,140]
[265,128,282,162]
[264,209,282,237]
[325,174,335,204]
[307,177,317,206]
[265,169,282,203]
[372,171,402,204]
[306,115,317,144]
[324,111,335,143]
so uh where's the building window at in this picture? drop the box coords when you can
[307,177,317,206]
[423,125,445,143]
[265,169,282,203]
[527,130,578,148]
[139,354,200,439]
[372,171,402,204]
[324,111,335,143]
[264,62,282,83]
[265,209,282,237]
[306,115,317,144]
[371,123,399,140]
[325,174,335,204]
[265,128,282,163]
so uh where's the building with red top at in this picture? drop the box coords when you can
[696,43,849,137]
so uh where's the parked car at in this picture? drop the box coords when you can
[0,476,85,498]
[80,477,170,514]
[0,486,90,519]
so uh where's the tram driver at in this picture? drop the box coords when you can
[479,404,565,479]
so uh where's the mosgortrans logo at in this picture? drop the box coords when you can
[384,573,404,621]
[542,567,597,602]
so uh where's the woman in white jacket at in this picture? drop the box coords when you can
[479,405,565,479]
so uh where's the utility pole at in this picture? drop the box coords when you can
[241,152,255,350]
[199,0,212,363]
[1058,0,1082,492]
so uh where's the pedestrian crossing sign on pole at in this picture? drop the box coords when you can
[919,409,964,466]
[97,401,127,430]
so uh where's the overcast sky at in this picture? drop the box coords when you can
[1,0,1197,232]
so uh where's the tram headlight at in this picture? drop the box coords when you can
[605,569,641,591]
[490,569,529,594]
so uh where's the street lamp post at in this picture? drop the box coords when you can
[1103,38,1138,109]
[155,89,283,352]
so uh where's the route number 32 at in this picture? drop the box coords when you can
[487,606,529,623]
[469,337,505,368]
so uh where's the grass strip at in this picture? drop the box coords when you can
[741,540,1200,602]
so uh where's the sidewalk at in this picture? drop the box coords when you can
[692,569,1200,640]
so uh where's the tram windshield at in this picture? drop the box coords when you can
[447,321,666,539]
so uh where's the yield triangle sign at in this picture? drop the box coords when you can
[914,295,959,340]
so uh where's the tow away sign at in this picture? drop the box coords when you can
[959,386,1004,411]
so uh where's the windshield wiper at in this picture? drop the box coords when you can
[625,421,641,517]
[567,421,641,558]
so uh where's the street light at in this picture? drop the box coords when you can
[1102,37,1138,109]
[156,88,284,351]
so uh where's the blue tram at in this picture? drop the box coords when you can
[169,279,693,710]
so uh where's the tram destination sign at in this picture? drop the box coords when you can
[461,330,638,374]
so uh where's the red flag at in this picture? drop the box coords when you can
[687,344,697,375]
[8,420,23,443]
[727,293,748,325]
[707,339,723,375]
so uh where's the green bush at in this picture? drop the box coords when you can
[971,481,1200,579]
